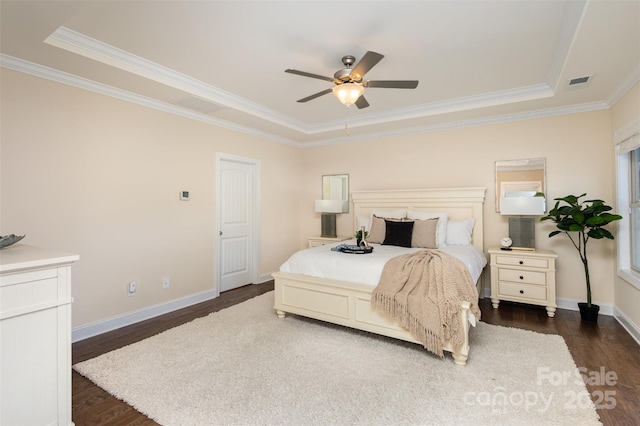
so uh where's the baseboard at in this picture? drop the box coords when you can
[480,288,614,316]
[72,277,276,343]
[72,289,218,343]
[258,273,274,283]
[613,307,640,346]
[555,297,614,316]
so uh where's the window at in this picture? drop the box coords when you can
[631,147,640,273]
[617,131,640,289]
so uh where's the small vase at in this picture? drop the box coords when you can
[359,226,369,249]
[578,302,599,322]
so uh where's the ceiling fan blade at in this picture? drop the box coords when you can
[297,88,333,103]
[355,95,370,109]
[350,51,384,81]
[285,69,336,83]
[365,80,419,89]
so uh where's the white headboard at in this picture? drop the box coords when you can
[351,188,486,251]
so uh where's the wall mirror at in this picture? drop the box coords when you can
[495,158,546,212]
[322,174,349,213]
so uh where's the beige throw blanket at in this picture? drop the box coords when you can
[371,249,481,357]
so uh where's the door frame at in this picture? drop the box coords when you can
[215,152,261,297]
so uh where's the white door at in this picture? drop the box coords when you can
[218,157,255,292]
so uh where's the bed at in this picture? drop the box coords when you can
[272,188,486,366]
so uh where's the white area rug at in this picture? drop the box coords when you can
[74,292,600,425]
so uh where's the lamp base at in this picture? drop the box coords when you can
[320,214,337,238]
[509,217,535,250]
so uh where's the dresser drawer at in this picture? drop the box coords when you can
[498,268,546,285]
[495,255,548,269]
[498,281,547,301]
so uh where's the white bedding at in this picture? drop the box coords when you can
[279,240,487,287]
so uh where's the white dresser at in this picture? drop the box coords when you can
[489,248,557,317]
[1,244,79,426]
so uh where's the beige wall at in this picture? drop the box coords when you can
[611,82,640,330]
[300,110,617,305]
[2,66,634,332]
[0,70,302,327]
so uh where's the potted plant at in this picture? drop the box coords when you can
[540,194,622,321]
[355,228,369,246]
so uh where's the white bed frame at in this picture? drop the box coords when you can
[272,188,486,366]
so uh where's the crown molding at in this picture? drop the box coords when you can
[45,26,309,134]
[0,54,301,147]
[310,83,554,134]
[41,26,581,137]
[606,62,640,108]
[302,101,609,148]
[0,53,614,149]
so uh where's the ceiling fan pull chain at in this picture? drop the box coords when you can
[345,123,350,136]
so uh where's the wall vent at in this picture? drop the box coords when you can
[568,75,592,88]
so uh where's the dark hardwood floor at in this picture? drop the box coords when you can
[72,282,639,425]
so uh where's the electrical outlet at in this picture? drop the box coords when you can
[162,277,170,289]
[128,281,137,296]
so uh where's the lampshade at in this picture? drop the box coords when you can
[314,199,343,213]
[500,196,546,216]
[332,83,364,107]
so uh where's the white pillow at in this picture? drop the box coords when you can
[406,210,448,247]
[446,218,475,245]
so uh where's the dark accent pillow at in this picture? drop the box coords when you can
[369,215,404,244]
[382,220,414,248]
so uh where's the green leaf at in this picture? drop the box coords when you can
[586,216,606,226]
[572,210,585,224]
[588,228,606,239]
[568,224,584,232]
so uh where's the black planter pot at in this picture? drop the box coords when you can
[578,302,600,322]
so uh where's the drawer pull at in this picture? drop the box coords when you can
[519,260,524,265]
[519,275,524,280]
[519,290,524,294]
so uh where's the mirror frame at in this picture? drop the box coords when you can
[322,174,349,213]
[495,158,546,213]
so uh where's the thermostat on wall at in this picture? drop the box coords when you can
[180,191,190,201]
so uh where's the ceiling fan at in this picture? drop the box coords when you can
[285,51,419,109]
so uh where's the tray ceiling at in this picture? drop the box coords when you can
[1,0,638,147]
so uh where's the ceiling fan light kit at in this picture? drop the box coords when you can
[332,83,364,107]
[285,51,419,109]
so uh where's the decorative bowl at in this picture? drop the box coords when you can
[0,234,25,249]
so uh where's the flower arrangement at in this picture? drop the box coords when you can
[355,229,369,240]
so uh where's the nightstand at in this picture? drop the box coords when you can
[308,236,351,248]
[489,248,558,317]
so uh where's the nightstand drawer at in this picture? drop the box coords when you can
[498,269,546,285]
[308,236,351,248]
[498,281,547,301]
[495,255,548,269]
